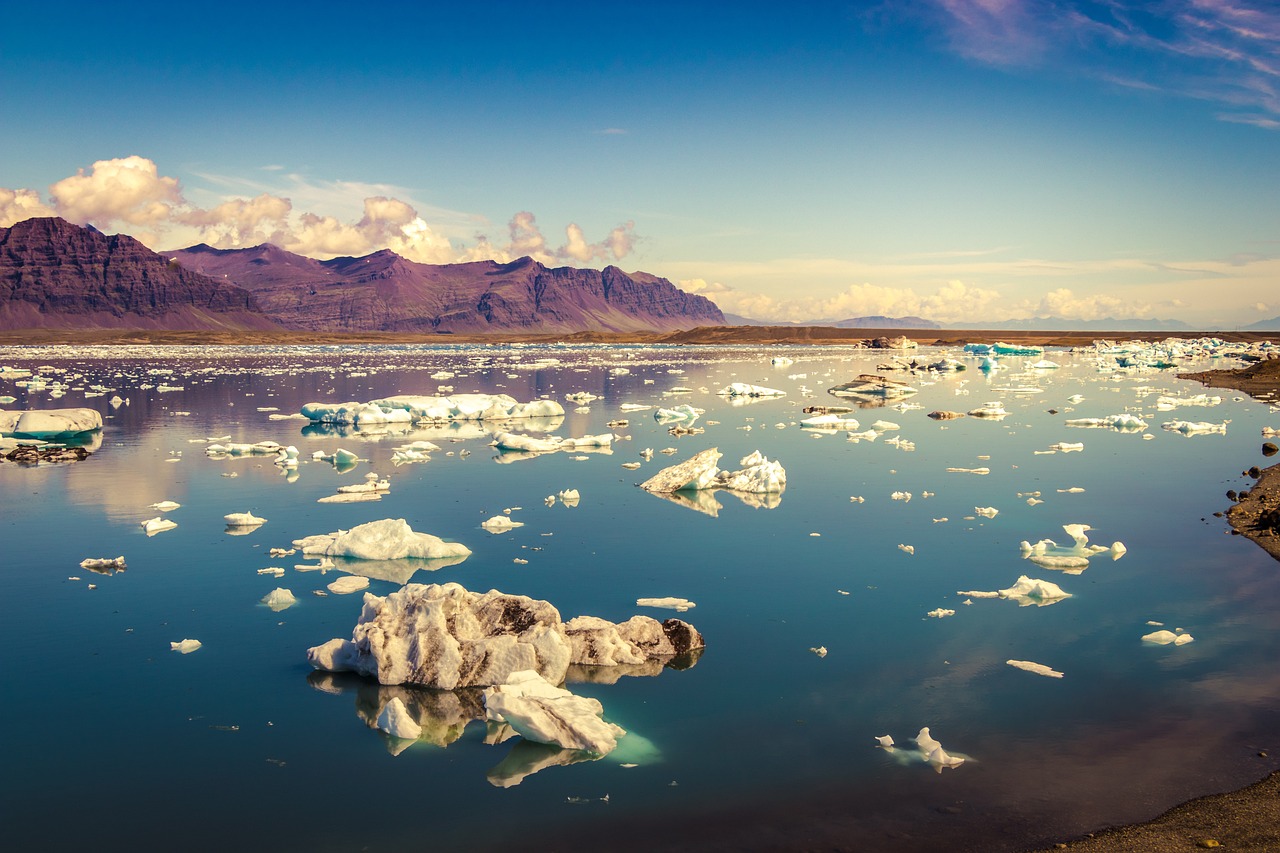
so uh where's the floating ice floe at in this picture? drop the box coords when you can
[484,670,625,755]
[1161,419,1229,436]
[898,544,915,555]
[390,440,441,465]
[915,727,965,771]
[0,407,102,438]
[1065,413,1148,431]
[967,401,1009,418]
[1142,629,1194,645]
[482,516,524,533]
[718,383,784,397]
[1156,394,1221,411]
[149,500,181,511]
[318,492,382,504]
[1048,442,1084,453]
[80,556,126,572]
[301,394,565,426]
[261,588,297,611]
[205,440,282,457]
[1006,659,1064,678]
[927,608,955,618]
[141,517,177,536]
[800,413,860,430]
[875,734,894,747]
[975,506,999,518]
[998,575,1072,605]
[1020,524,1125,571]
[491,432,614,459]
[307,582,703,689]
[636,597,696,612]
[828,375,917,400]
[170,639,202,654]
[947,467,990,475]
[337,473,390,495]
[224,511,266,527]
[328,576,370,595]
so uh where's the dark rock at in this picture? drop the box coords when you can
[1264,442,1278,457]
[1250,466,1262,478]
[661,618,705,656]
[1227,490,1238,501]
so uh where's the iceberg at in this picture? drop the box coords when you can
[261,588,298,612]
[967,401,1009,418]
[293,518,471,563]
[1161,420,1229,436]
[639,448,786,496]
[141,517,177,536]
[1065,413,1148,431]
[224,511,266,527]
[306,582,704,690]
[483,670,625,755]
[481,515,524,533]
[376,696,424,741]
[653,405,700,424]
[328,576,371,595]
[1020,524,1126,570]
[170,639,202,654]
[998,575,1072,605]
[0,407,102,439]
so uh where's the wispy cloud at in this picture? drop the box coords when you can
[923,1,1280,127]
[596,127,628,135]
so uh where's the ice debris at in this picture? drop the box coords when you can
[718,382,784,397]
[141,517,177,536]
[224,511,266,527]
[1142,630,1195,645]
[80,556,126,572]
[1161,420,1229,436]
[639,448,785,495]
[1006,659,1064,678]
[998,575,1072,605]
[636,597,696,612]
[170,639,202,654]
[481,516,525,533]
[1020,524,1125,570]
[301,394,565,426]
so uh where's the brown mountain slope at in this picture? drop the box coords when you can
[0,218,280,331]
[167,243,724,333]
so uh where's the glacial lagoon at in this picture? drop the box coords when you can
[3,342,1279,852]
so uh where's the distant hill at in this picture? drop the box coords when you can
[943,317,1194,332]
[168,243,723,334]
[0,217,279,331]
[722,314,940,329]
[1242,316,1280,331]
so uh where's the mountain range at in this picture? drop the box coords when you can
[0,217,724,333]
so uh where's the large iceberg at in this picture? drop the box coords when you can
[301,394,564,426]
[0,407,102,438]
[306,582,705,690]
[718,382,785,398]
[828,375,917,400]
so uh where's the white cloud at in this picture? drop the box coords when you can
[680,277,1003,323]
[0,188,56,226]
[48,156,183,226]
[1,156,637,270]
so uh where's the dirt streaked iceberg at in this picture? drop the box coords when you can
[301,394,564,426]
[483,670,625,755]
[306,582,705,690]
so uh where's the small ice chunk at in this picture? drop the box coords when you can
[327,576,371,595]
[141,517,177,536]
[974,506,998,518]
[558,489,581,507]
[927,608,956,618]
[1006,659,1064,678]
[224,511,266,527]
[261,588,297,611]
[149,500,181,511]
[481,516,525,533]
[376,697,423,741]
[956,590,1000,598]
[170,639,202,654]
[80,556,126,571]
[1142,630,1195,645]
[891,491,912,502]
[898,544,915,555]
[635,597,696,612]
[998,575,1071,603]
[875,735,894,747]
[810,646,828,657]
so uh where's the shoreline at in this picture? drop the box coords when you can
[0,325,1277,348]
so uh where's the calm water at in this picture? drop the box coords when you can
[2,342,1278,852]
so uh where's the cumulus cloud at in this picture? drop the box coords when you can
[0,188,56,226]
[49,156,183,226]
[0,156,637,268]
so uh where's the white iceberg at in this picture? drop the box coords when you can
[481,516,524,533]
[301,394,564,426]
[968,401,1009,418]
[0,407,102,438]
[653,405,700,424]
[261,588,298,611]
[1142,630,1195,646]
[828,375,917,399]
[1065,413,1148,431]
[141,517,177,536]
[639,448,786,496]
[224,511,266,527]
[149,500,181,511]
[483,670,624,755]
[293,518,471,563]
[328,576,371,595]
[636,597,696,612]
[170,639,202,654]
[998,575,1072,605]
[1161,419,1229,435]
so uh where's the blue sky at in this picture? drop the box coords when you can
[2,1,1277,326]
